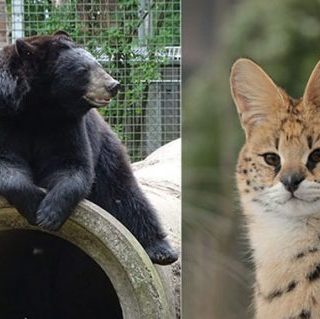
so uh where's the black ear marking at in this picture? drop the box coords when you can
[53,30,71,40]
[15,39,36,58]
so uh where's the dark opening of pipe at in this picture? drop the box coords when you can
[0,229,123,319]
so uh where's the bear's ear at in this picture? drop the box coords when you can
[53,30,72,40]
[15,39,36,59]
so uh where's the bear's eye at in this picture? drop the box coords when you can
[260,152,281,167]
[77,67,89,75]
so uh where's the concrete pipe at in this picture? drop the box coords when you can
[0,139,181,319]
[0,198,171,318]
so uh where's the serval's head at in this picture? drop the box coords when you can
[231,58,320,217]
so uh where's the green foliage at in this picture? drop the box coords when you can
[224,0,320,96]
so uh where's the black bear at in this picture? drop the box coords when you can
[0,31,177,265]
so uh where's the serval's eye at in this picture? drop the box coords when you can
[308,148,320,163]
[261,153,281,167]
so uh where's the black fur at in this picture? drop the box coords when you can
[0,33,177,265]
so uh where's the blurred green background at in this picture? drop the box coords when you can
[183,0,320,318]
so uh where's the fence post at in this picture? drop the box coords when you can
[12,0,24,42]
[0,0,7,47]
[138,0,151,45]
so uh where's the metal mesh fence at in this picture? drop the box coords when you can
[0,0,180,161]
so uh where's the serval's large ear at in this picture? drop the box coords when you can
[303,60,320,109]
[230,58,285,137]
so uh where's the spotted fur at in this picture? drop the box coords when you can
[231,58,320,319]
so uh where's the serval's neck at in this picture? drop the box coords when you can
[250,213,320,319]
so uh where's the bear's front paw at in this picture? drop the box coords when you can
[36,208,64,231]
[145,238,178,265]
[8,189,46,227]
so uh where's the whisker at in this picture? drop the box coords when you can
[259,189,280,197]
[297,193,320,199]
[306,186,320,190]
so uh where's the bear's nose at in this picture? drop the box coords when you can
[280,172,305,193]
[108,81,121,97]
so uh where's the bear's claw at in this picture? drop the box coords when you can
[145,238,178,265]
[36,208,64,231]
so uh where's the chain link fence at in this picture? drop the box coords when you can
[0,0,180,161]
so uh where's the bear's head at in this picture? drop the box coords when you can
[0,31,120,117]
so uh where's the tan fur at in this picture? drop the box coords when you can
[231,58,320,319]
